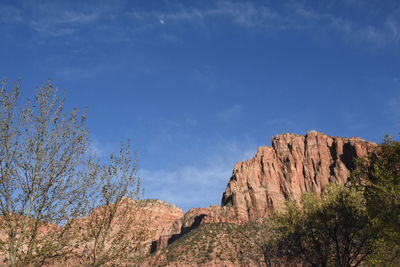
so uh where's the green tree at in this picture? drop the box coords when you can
[351,136,400,265]
[264,185,375,267]
[76,142,148,266]
[0,80,146,266]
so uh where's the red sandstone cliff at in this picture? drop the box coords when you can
[148,131,377,265]
[221,130,376,221]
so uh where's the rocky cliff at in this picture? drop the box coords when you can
[221,130,376,221]
[146,131,377,266]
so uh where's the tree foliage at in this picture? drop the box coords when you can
[0,80,146,266]
[351,136,400,265]
[264,185,375,267]
[76,143,148,266]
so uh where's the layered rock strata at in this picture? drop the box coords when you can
[221,130,376,221]
[153,131,377,254]
[154,205,237,251]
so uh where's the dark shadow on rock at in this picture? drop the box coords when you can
[329,142,338,176]
[150,241,158,254]
[221,192,233,207]
[150,214,207,253]
[168,214,206,245]
[340,142,357,171]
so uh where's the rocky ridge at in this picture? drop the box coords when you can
[146,131,377,265]
[221,130,376,221]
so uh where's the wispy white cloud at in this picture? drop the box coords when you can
[208,1,280,28]
[143,117,199,155]
[137,117,258,211]
[89,139,106,157]
[88,137,122,159]
[329,12,400,45]
[139,139,255,210]
[388,77,400,118]
[288,2,400,45]
[216,104,242,122]
[266,118,296,128]
[124,1,288,31]
[140,164,228,208]
[2,1,399,46]
[28,10,101,36]
[0,3,23,23]
[51,63,112,82]
[0,0,112,36]
[189,65,218,92]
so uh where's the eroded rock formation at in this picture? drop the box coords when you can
[151,131,377,256]
[221,130,376,221]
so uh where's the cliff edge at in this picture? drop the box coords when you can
[221,130,376,221]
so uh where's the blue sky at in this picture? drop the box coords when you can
[1,0,399,211]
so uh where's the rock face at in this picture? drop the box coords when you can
[135,199,185,242]
[154,205,237,251]
[51,198,183,266]
[151,131,377,259]
[221,131,376,221]
[79,198,184,245]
